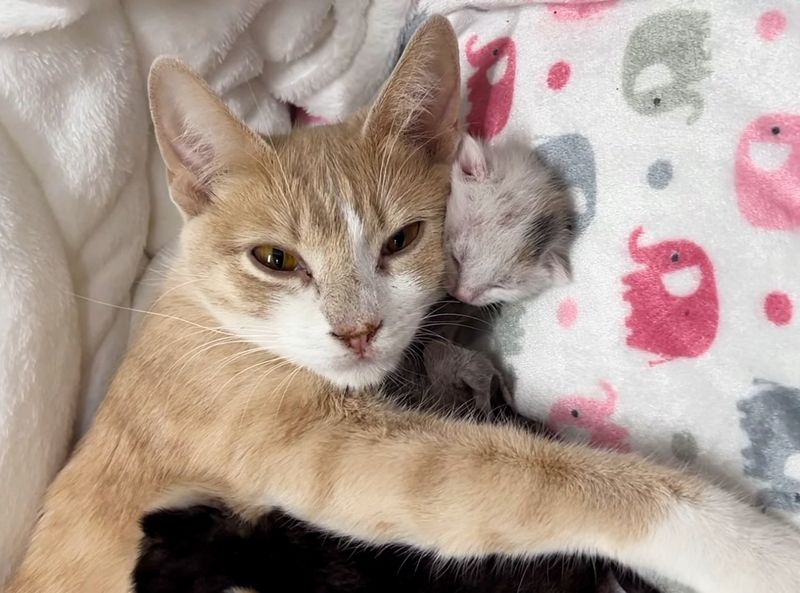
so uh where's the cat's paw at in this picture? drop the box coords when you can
[712,506,800,593]
[630,490,800,593]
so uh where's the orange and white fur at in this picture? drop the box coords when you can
[5,16,800,593]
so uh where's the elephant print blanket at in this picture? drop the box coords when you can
[414,0,800,589]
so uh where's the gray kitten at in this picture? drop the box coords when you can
[388,134,576,414]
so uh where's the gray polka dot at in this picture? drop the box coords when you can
[671,431,698,463]
[647,159,673,189]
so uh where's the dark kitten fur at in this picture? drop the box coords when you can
[135,504,608,593]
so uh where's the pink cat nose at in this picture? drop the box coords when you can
[332,321,382,358]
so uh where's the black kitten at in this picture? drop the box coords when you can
[135,502,662,593]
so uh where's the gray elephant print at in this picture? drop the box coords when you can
[622,10,711,125]
[534,134,597,234]
[738,378,800,512]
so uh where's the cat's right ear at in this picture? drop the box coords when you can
[148,57,267,218]
[363,15,461,164]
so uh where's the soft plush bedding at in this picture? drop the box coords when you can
[0,2,148,580]
[434,0,800,520]
[0,0,797,588]
[428,3,800,589]
[0,0,411,580]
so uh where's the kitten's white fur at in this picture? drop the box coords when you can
[445,134,574,306]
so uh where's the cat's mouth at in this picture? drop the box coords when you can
[326,351,400,389]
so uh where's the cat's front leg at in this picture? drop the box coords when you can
[225,399,800,593]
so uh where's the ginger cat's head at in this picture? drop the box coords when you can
[148,17,461,389]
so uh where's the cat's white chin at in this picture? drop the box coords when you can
[320,358,396,390]
[299,334,408,389]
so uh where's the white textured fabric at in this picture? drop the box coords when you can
[0,1,413,580]
[417,1,800,589]
[0,0,148,581]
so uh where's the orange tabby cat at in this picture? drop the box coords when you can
[5,16,799,593]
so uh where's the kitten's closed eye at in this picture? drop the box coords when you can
[251,245,305,273]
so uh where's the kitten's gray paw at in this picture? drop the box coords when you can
[422,341,510,416]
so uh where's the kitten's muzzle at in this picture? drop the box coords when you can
[451,284,486,306]
[331,320,383,358]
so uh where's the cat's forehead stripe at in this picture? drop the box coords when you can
[341,203,364,249]
[340,202,378,288]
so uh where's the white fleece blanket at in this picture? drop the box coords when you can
[415,0,800,588]
[0,0,148,581]
[425,0,800,507]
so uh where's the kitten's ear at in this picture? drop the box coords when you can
[148,57,267,218]
[542,248,572,287]
[363,15,461,164]
[457,135,488,180]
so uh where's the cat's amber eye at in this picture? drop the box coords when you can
[383,222,422,256]
[251,245,302,272]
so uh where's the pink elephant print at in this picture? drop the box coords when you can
[465,34,516,139]
[548,380,631,451]
[623,227,719,364]
[548,0,618,21]
[735,113,800,230]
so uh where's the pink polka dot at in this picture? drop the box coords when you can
[764,291,793,325]
[547,61,571,90]
[557,297,578,328]
[757,10,786,40]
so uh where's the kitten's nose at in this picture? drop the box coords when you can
[452,285,483,305]
[332,321,382,358]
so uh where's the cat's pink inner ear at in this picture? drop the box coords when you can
[458,135,488,181]
[363,15,461,164]
[148,57,265,218]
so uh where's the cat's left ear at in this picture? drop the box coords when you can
[363,15,461,164]
[148,57,269,218]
